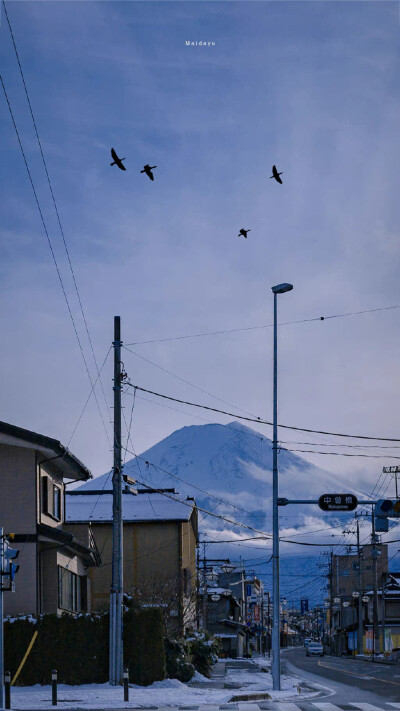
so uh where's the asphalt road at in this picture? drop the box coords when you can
[282,646,400,705]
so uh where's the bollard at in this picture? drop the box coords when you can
[5,671,11,709]
[123,667,129,702]
[52,669,58,706]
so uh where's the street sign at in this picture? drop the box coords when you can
[253,605,260,622]
[318,493,358,512]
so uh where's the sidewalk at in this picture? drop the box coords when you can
[6,657,318,710]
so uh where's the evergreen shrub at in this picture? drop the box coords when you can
[186,633,222,678]
[164,638,194,682]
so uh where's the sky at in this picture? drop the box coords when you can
[1,0,400,509]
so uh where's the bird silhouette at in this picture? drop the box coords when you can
[110,148,126,171]
[270,165,283,184]
[238,228,251,239]
[141,164,157,181]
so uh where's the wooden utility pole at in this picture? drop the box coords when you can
[109,316,123,685]
[371,506,380,658]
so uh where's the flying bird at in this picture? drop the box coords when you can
[141,164,157,181]
[238,228,251,239]
[270,165,283,184]
[110,148,126,171]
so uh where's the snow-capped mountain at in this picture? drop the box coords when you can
[76,421,362,604]
[79,420,344,499]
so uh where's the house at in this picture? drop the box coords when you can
[330,571,400,655]
[200,584,245,657]
[0,421,99,617]
[200,569,265,656]
[65,487,198,636]
[363,572,400,653]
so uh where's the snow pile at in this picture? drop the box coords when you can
[7,660,309,708]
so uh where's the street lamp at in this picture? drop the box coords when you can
[271,282,293,691]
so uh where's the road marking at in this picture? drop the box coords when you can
[348,704,386,711]
[273,705,303,711]
[312,703,349,711]
[387,705,400,709]
[317,661,375,679]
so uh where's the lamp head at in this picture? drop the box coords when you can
[272,283,293,294]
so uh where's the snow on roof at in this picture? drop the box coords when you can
[65,491,195,523]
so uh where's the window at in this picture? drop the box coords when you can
[53,486,61,520]
[58,566,85,613]
[41,476,49,514]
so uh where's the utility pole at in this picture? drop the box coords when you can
[196,546,200,630]
[109,316,123,685]
[261,591,264,656]
[202,541,207,630]
[356,518,363,654]
[371,506,380,658]
[383,466,400,500]
[329,551,333,653]
[0,529,4,710]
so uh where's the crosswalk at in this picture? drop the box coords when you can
[173,702,400,711]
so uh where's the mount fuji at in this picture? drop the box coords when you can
[76,421,363,604]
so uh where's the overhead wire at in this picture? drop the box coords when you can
[124,304,400,346]
[281,447,400,460]
[0,73,111,448]
[122,345,258,419]
[2,0,112,426]
[67,346,112,447]
[125,382,400,442]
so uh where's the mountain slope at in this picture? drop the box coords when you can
[78,420,355,528]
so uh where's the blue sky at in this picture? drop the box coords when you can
[1,0,400,509]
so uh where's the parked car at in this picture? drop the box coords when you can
[306,641,324,657]
[304,638,313,647]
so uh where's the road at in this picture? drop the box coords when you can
[281,646,400,708]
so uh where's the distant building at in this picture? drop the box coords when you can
[332,544,389,597]
[65,487,198,636]
[0,420,99,617]
[199,584,245,657]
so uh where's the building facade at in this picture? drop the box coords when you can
[65,488,198,636]
[0,421,99,617]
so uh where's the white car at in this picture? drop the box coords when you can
[306,642,324,657]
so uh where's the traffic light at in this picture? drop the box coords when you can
[375,499,400,533]
[1,534,20,591]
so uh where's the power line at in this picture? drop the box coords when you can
[124,304,400,346]
[68,346,112,447]
[129,390,264,442]
[3,0,112,427]
[126,382,400,442]
[280,441,400,451]
[122,345,257,418]
[0,72,111,447]
[281,448,400,460]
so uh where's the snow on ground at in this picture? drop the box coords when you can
[8,658,312,708]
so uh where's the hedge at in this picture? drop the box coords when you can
[124,607,166,686]
[4,609,165,686]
